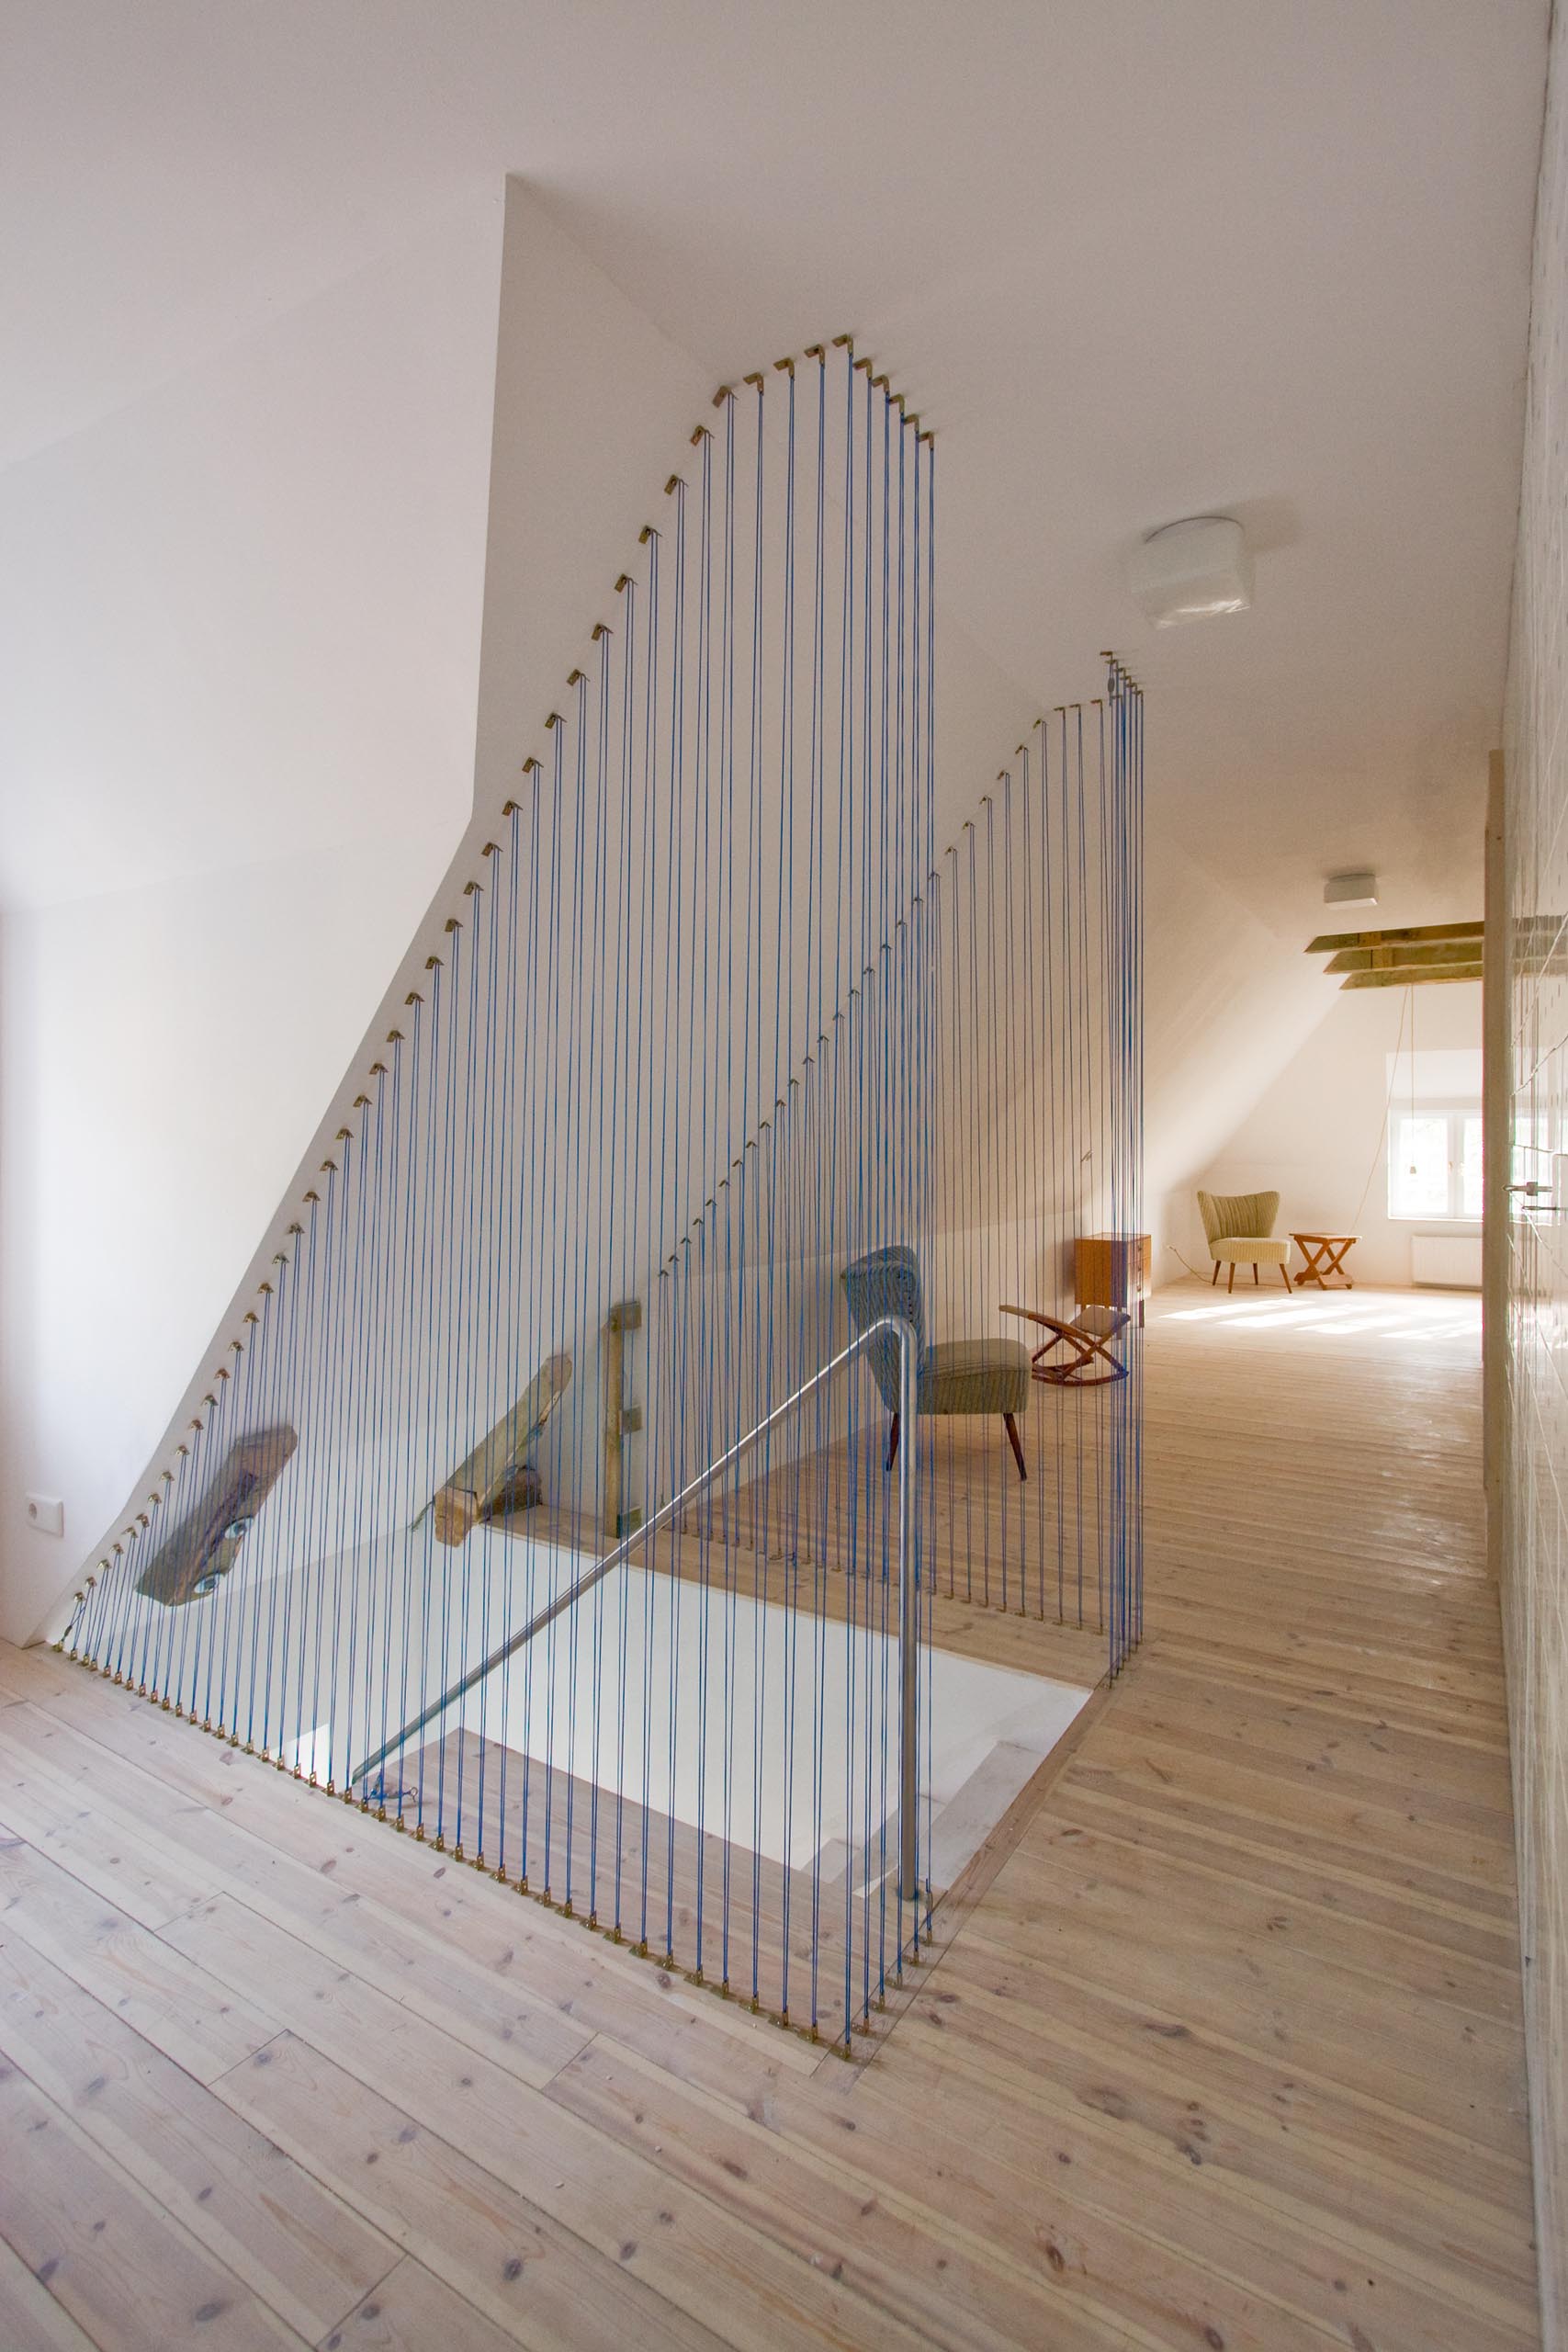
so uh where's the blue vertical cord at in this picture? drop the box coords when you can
[472,865,503,1860]
[515,778,544,1887]
[170,1372,212,1713]
[1020,737,1042,1613]
[715,386,739,1990]
[495,797,525,1877]
[315,1151,351,1776]
[446,910,481,1850]
[413,976,446,1838]
[563,654,601,1917]
[313,1153,349,1781]
[374,1046,407,1812]
[243,1277,280,1752]
[538,716,569,1896]
[332,1129,363,1785]
[265,1233,305,1759]
[450,888,485,1850]
[338,1112,372,1795]
[206,1335,244,1736]
[585,626,615,1927]
[1103,675,1115,1668]
[356,1069,389,1802]
[638,518,667,1953]
[1074,705,1092,1636]
[394,1020,423,1825]
[609,580,637,1934]
[739,378,765,1996]
[691,423,715,1976]
[982,790,999,1609]
[662,474,691,1965]
[166,1422,200,1710]
[288,1193,322,1773]
[432,932,464,1846]
[566,644,606,1909]
[557,669,592,1910]
[631,539,657,1939]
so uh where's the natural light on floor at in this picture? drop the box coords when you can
[1160,1283,1481,1344]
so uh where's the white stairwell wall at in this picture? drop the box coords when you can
[0,191,504,1645]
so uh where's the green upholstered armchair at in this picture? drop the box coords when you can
[840,1246,1032,1480]
[1196,1189,1292,1293]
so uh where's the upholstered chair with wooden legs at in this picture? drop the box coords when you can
[840,1246,1033,1480]
[1196,1188,1293,1293]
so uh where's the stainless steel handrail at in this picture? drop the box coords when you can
[353,1313,922,1897]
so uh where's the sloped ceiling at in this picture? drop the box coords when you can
[0,0,1549,1187]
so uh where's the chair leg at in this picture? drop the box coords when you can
[886,1413,900,1473]
[1002,1412,1027,1483]
[1253,1262,1260,1285]
[1279,1264,1292,1294]
[1211,1260,1221,1284]
[1227,1263,1236,1293]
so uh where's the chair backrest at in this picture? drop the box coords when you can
[1197,1187,1280,1242]
[840,1246,924,1413]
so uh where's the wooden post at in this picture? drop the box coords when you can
[604,1300,643,1539]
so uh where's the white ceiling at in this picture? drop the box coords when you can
[0,0,1551,935]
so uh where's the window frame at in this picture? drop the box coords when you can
[1387,1102,1483,1225]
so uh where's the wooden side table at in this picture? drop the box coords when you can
[1075,1233,1151,1326]
[1292,1232,1359,1289]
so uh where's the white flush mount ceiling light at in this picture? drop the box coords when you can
[1126,514,1252,628]
[1324,871,1379,908]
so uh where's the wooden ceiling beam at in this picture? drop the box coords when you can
[1305,918,1483,956]
[1326,938,1487,974]
[1340,965,1483,990]
[1310,913,1564,986]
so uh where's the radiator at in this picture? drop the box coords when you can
[1410,1234,1483,1290]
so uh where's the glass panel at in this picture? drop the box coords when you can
[1461,1114,1484,1219]
[1390,1113,1452,1219]
[1513,1109,1554,1188]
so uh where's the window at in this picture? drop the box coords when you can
[1389,1107,1482,1222]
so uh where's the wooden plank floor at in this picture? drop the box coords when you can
[0,1279,1540,2348]
[400,1726,908,2043]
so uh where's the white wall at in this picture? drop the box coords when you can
[0,833,457,1642]
[0,192,503,1644]
[1143,820,1328,1232]
[1181,978,1483,1287]
[0,191,504,905]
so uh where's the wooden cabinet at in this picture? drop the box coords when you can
[1075,1232,1151,1315]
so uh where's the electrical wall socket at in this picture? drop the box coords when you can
[25,1494,63,1537]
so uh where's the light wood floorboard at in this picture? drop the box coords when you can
[0,1281,1540,2347]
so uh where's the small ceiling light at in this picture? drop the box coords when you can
[1324,871,1378,909]
[1126,515,1252,628]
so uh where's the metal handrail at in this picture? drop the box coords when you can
[353,1313,921,1895]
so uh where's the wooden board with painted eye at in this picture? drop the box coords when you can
[137,1427,298,1607]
